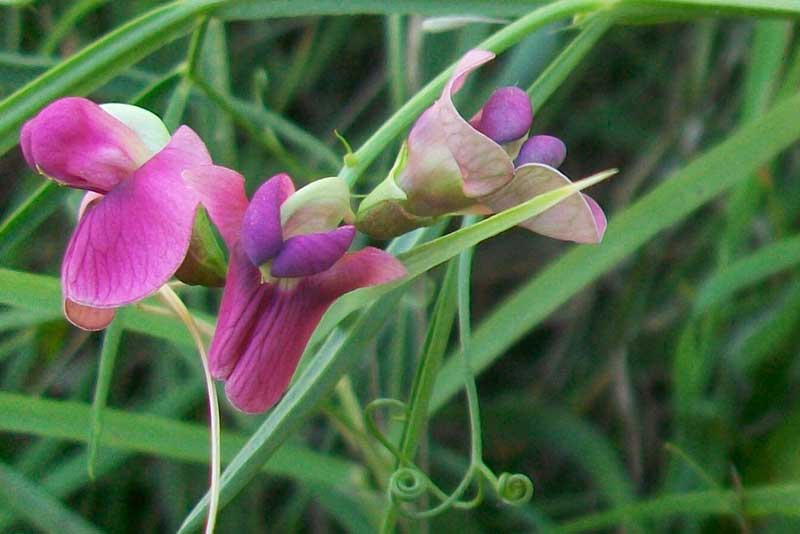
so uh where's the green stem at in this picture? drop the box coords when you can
[385,15,406,110]
[380,261,459,533]
[157,286,221,534]
[334,376,391,486]
[456,217,483,463]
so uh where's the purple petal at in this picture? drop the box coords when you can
[438,49,515,197]
[307,247,407,301]
[61,127,209,307]
[222,282,329,413]
[208,245,331,412]
[473,87,533,144]
[240,174,295,267]
[482,163,606,244]
[64,299,116,331]
[209,245,405,413]
[583,194,607,241]
[270,225,356,278]
[514,135,566,168]
[21,97,151,193]
[182,165,249,248]
[208,246,264,380]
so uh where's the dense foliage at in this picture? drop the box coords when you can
[1,1,800,532]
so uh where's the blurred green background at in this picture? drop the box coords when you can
[2,1,800,532]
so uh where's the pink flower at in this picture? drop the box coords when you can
[356,49,606,243]
[21,97,246,330]
[209,174,406,413]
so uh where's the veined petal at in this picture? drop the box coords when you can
[222,281,330,414]
[61,128,207,307]
[399,107,475,216]
[64,299,116,331]
[182,165,249,248]
[271,225,356,278]
[241,174,295,267]
[21,97,151,193]
[214,246,405,413]
[280,177,352,238]
[208,246,264,380]
[482,163,606,244]
[308,247,407,301]
[438,49,515,197]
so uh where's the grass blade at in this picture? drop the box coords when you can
[87,313,125,479]
[0,461,103,534]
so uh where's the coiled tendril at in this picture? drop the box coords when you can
[496,472,534,505]
[389,467,428,502]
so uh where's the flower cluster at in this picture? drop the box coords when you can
[356,49,606,244]
[19,49,607,414]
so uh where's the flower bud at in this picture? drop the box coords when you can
[514,135,566,168]
[473,87,533,144]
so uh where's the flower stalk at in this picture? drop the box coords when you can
[157,285,221,534]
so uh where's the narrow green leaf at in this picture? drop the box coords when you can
[0,391,363,488]
[87,313,125,479]
[0,181,64,259]
[558,484,800,533]
[693,234,800,314]
[0,461,103,534]
[430,90,800,413]
[0,268,205,348]
[527,14,612,108]
[0,0,218,154]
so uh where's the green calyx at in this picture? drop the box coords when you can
[175,207,228,287]
[355,143,436,239]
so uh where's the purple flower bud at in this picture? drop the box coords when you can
[514,135,566,168]
[474,87,533,144]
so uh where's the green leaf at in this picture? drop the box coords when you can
[693,234,800,315]
[0,0,218,155]
[0,268,205,348]
[0,391,363,488]
[558,483,800,533]
[0,461,103,534]
[87,313,125,479]
[430,89,800,413]
[0,181,64,259]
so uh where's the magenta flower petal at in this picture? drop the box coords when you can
[182,165,249,248]
[438,49,515,197]
[514,135,566,168]
[583,194,607,241]
[222,282,329,413]
[64,299,116,331]
[271,225,356,278]
[21,97,151,193]
[483,163,606,244]
[61,127,208,307]
[241,174,295,267]
[308,247,407,301]
[208,246,263,380]
[210,246,405,413]
[473,87,533,144]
